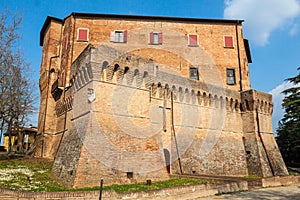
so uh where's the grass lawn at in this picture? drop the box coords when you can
[104,178,211,193]
[0,157,211,192]
[0,157,69,192]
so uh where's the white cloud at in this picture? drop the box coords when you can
[269,81,295,132]
[224,0,300,46]
[290,23,299,36]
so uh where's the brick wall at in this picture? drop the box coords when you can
[36,13,287,188]
[50,45,281,187]
[38,15,251,159]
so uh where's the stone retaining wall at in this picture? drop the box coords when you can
[0,181,247,200]
[1,176,299,199]
[261,176,300,187]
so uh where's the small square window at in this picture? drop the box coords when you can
[224,36,234,48]
[190,67,199,80]
[150,32,162,45]
[77,28,88,41]
[110,30,128,43]
[126,172,133,179]
[226,68,236,85]
[188,34,198,46]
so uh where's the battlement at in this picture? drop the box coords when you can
[70,45,272,116]
[37,13,288,187]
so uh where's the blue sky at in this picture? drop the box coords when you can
[1,0,300,131]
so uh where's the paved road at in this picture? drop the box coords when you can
[196,184,300,200]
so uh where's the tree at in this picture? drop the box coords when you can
[276,67,300,165]
[0,8,36,153]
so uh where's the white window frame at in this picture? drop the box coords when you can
[189,67,199,80]
[115,31,124,43]
[226,68,236,85]
[153,32,159,44]
[111,30,127,43]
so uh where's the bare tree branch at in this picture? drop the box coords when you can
[0,8,36,152]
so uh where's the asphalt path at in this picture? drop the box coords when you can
[196,184,300,200]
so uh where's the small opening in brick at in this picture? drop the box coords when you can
[192,170,196,174]
[146,179,152,186]
[70,170,73,175]
[246,150,251,155]
[127,172,133,179]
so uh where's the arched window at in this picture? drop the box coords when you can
[102,61,109,70]
[124,67,129,74]
[114,64,120,72]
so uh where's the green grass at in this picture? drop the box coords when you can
[243,175,262,179]
[103,178,211,193]
[0,158,211,193]
[288,171,300,176]
[52,178,211,193]
[0,158,69,192]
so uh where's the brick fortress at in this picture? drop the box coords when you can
[37,13,288,188]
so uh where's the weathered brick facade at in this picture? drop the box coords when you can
[37,13,288,188]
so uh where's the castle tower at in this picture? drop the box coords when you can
[36,13,288,187]
[241,90,288,177]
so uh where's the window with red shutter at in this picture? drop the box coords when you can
[149,32,162,45]
[224,36,234,48]
[77,28,88,41]
[188,34,198,46]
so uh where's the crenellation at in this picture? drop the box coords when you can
[69,62,275,115]
[36,13,288,187]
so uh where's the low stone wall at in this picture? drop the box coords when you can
[0,181,247,200]
[1,176,298,199]
[110,181,248,200]
[261,176,300,187]
[0,188,101,200]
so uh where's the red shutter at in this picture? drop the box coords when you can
[110,31,115,42]
[189,34,198,46]
[224,36,233,47]
[123,30,128,42]
[150,32,154,44]
[158,32,163,44]
[78,29,88,41]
